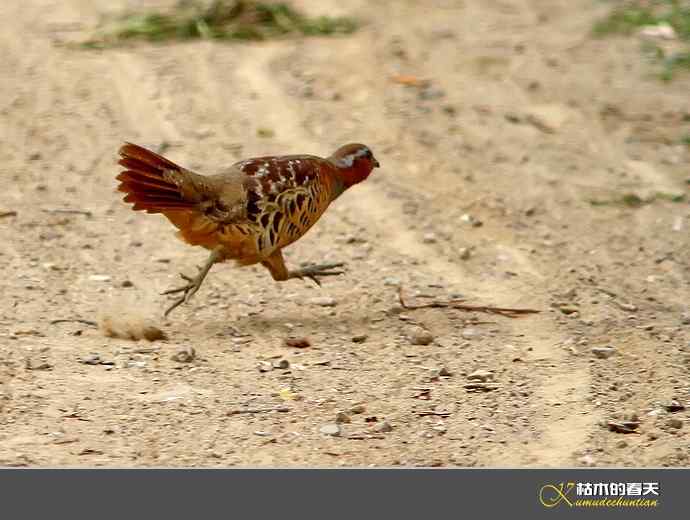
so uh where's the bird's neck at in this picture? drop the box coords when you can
[336,164,371,190]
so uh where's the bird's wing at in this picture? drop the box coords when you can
[233,155,336,256]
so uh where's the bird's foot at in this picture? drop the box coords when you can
[160,248,223,317]
[290,262,345,286]
[161,270,205,317]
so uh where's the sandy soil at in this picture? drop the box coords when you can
[0,0,689,467]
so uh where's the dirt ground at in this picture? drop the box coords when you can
[0,0,689,467]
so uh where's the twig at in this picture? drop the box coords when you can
[227,406,290,416]
[50,319,98,327]
[398,287,540,318]
[416,410,452,417]
[464,383,500,392]
[0,210,17,218]
[41,208,92,217]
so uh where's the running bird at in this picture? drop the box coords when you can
[116,142,380,316]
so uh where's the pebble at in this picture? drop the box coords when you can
[408,326,434,345]
[438,366,452,377]
[461,328,478,340]
[335,412,351,424]
[376,421,393,433]
[616,440,628,449]
[467,369,493,382]
[591,346,616,359]
[667,418,683,429]
[422,233,437,243]
[578,454,596,467]
[309,296,337,307]
[257,361,273,373]
[681,312,690,325]
[88,274,111,282]
[284,337,310,349]
[121,280,134,288]
[351,334,368,343]
[350,404,366,414]
[80,353,101,366]
[663,400,685,413]
[383,276,401,287]
[272,359,290,370]
[523,103,572,133]
[171,346,195,363]
[319,424,341,437]
[460,214,482,227]
[458,247,472,260]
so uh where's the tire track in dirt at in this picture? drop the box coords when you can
[235,44,594,466]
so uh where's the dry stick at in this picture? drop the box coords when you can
[50,319,98,327]
[227,406,290,416]
[41,209,92,217]
[398,287,540,318]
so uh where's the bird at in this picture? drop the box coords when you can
[116,142,380,316]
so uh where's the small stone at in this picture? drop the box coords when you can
[89,274,111,282]
[309,296,337,307]
[663,400,685,413]
[284,337,310,349]
[523,103,572,133]
[617,302,637,312]
[350,404,366,414]
[383,276,401,287]
[438,366,452,377]
[667,418,683,429]
[616,440,628,449]
[422,233,437,243]
[171,346,195,363]
[335,412,351,424]
[591,347,616,359]
[257,361,273,372]
[458,247,472,260]
[578,454,596,467]
[558,305,579,315]
[351,334,368,343]
[461,328,478,340]
[121,280,134,288]
[647,430,660,440]
[467,369,493,382]
[409,326,434,345]
[460,214,482,227]
[319,423,341,437]
[273,359,290,370]
[681,312,690,325]
[80,354,101,366]
[376,421,393,433]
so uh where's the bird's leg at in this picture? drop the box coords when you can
[261,250,344,286]
[162,247,223,317]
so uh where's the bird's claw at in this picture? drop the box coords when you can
[293,262,345,286]
[161,271,203,317]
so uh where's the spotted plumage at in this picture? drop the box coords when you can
[116,142,379,315]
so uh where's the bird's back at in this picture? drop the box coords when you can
[117,144,341,265]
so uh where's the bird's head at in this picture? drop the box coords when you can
[329,143,380,189]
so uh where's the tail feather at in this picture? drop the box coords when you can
[117,143,194,214]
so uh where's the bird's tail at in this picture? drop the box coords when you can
[116,143,195,214]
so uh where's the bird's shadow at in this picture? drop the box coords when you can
[165,306,374,339]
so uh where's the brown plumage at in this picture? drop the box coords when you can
[116,142,379,316]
